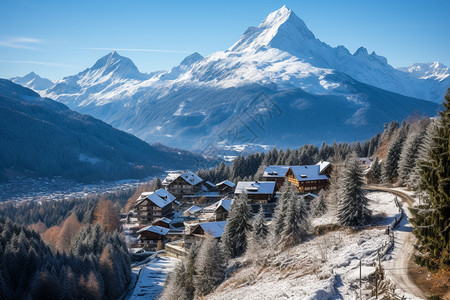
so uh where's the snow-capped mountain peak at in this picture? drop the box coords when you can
[230,5,316,53]
[11,71,53,91]
[179,52,203,67]
[86,50,147,80]
[398,62,449,81]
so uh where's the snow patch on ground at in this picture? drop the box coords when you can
[128,256,179,300]
[208,191,399,299]
[209,228,389,299]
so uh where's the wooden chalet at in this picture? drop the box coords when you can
[234,181,276,204]
[162,171,204,200]
[137,225,169,249]
[286,165,329,193]
[184,221,227,247]
[215,180,236,196]
[213,199,232,221]
[133,189,176,225]
[262,165,290,190]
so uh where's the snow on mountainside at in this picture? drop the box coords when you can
[398,62,449,81]
[45,51,156,107]
[11,72,53,91]
[27,6,444,150]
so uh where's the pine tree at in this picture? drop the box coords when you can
[221,194,252,258]
[183,242,200,299]
[382,125,408,183]
[366,157,382,184]
[410,90,450,270]
[280,195,310,249]
[311,189,328,217]
[194,236,225,297]
[57,212,82,252]
[408,122,434,192]
[253,205,268,240]
[161,261,188,300]
[246,205,268,258]
[398,127,426,186]
[337,156,372,226]
[270,182,295,246]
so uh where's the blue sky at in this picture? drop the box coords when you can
[1,0,449,80]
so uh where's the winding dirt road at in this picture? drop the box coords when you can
[365,186,427,299]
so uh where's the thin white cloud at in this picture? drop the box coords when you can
[79,47,192,53]
[0,37,43,50]
[0,60,78,68]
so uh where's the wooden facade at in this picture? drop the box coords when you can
[286,168,328,193]
[166,176,203,200]
[135,199,172,225]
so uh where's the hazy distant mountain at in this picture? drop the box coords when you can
[398,62,449,81]
[0,79,208,182]
[30,6,445,150]
[11,72,53,91]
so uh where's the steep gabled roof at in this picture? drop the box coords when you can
[162,170,203,186]
[216,180,236,188]
[137,225,170,235]
[263,165,290,178]
[152,217,172,225]
[289,165,328,181]
[214,199,233,212]
[315,161,331,174]
[135,188,176,208]
[235,181,276,195]
[193,221,227,238]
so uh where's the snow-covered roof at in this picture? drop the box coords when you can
[263,165,290,178]
[194,221,227,238]
[315,161,331,174]
[235,181,276,195]
[214,199,233,212]
[183,205,203,215]
[136,188,176,208]
[290,165,328,181]
[216,180,236,188]
[162,170,203,186]
[152,217,172,225]
[137,225,170,235]
[205,181,216,188]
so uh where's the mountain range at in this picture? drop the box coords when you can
[0,79,208,182]
[10,6,448,151]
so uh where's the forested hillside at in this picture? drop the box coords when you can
[0,79,208,183]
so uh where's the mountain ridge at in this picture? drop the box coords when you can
[9,6,448,151]
[0,79,208,182]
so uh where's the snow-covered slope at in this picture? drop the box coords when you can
[11,72,53,91]
[45,51,156,107]
[31,6,444,150]
[398,62,449,81]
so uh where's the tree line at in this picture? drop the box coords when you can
[197,134,381,184]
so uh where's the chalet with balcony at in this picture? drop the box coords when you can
[234,181,276,204]
[162,170,204,200]
[133,189,176,225]
[286,165,329,193]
